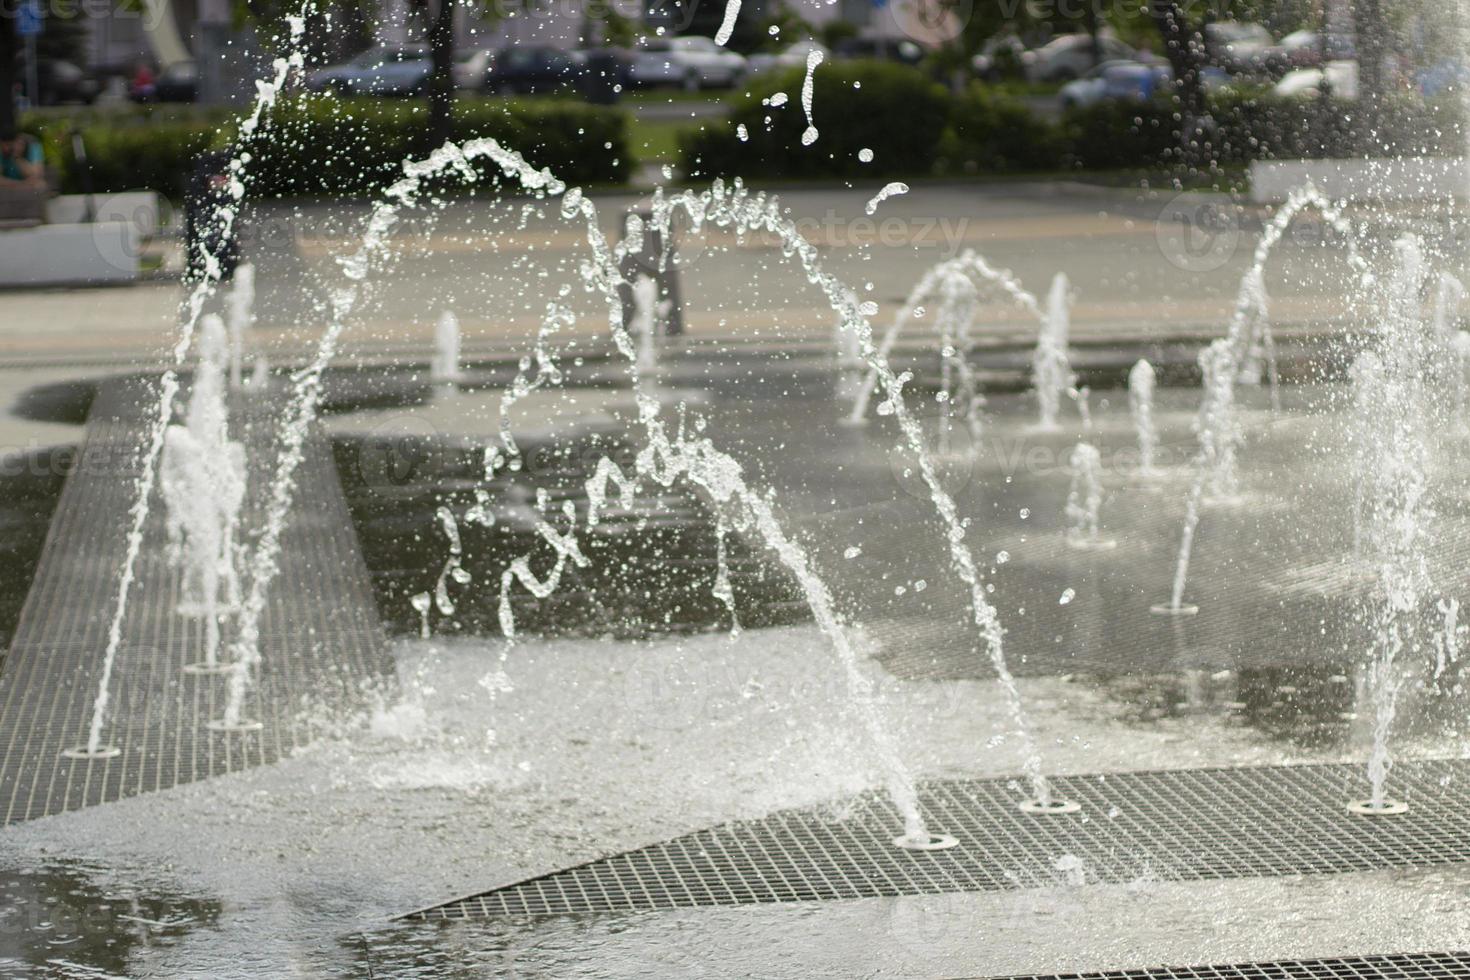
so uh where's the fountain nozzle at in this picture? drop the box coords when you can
[893,832,959,851]
[1346,799,1409,815]
[61,745,121,760]
[1018,799,1082,815]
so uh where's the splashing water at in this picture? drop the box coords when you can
[1128,359,1158,477]
[714,0,741,45]
[225,262,254,390]
[800,49,823,146]
[865,182,909,216]
[305,150,1055,824]
[1160,339,1236,613]
[630,274,661,375]
[931,266,985,455]
[159,316,247,670]
[77,13,309,756]
[1353,236,1444,808]
[849,250,1044,425]
[432,310,463,383]
[1197,341,1241,502]
[219,139,569,730]
[1158,184,1371,616]
[1033,273,1076,431]
[1064,443,1112,550]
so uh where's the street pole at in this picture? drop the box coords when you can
[24,35,38,107]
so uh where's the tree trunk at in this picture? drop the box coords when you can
[1150,0,1219,168]
[0,12,17,139]
[1351,0,1386,111]
[1149,0,1206,119]
[427,0,456,146]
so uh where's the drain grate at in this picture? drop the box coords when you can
[991,951,1470,980]
[408,759,1470,919]
[0,379,392,824]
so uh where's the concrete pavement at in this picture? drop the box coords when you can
[0,182,1446,373]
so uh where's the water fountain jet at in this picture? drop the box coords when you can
[1064,442,1115,551]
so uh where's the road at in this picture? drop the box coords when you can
[0,181,1446,370]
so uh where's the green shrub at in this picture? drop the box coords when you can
[680,60,950,180]
[1061,99,1182,171]
[248,96,628,196]
[25,97,629,200]
[939,84,1065,175]
[28,112,223,198]
[1062,90,1466,171]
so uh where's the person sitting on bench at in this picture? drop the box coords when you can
[0,129,46,189]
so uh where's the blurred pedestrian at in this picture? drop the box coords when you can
[0,127,46,189]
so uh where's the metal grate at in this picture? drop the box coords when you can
[992,951,1470,980]
[0,377,392,824]
[408,758,1470,919]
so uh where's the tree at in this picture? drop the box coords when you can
[1148,0,1209,120]
[408,0,457,146]
[1351,0,1387,110]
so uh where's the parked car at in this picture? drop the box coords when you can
[131,61,196,103]
[454,48,495,91]
[580,47,635,103]
[484,45,585,94]
[744,40,828,81]
[1022,33,1136,83]
[1059,59,1135,109]
[628,35,746,90]
[970,34,1026,81]
[832,35,924,66]
[1276,30,1356,70]
[36,60,100,105]
[307,46,431,97]
[1272,60,1358,100]
[1203,21,1277,75]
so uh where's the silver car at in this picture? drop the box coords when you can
[307,46,432,97]
[629,36,747,90]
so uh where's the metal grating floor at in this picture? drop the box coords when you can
[408,758,1470,919]
[0,377,392,824]
[990,951,1470,980]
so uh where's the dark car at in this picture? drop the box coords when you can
[484,46,585,95]
[579,47,634,103]
[36,60,99,105]
[131,61,197,103]
[1204,21,1276,75]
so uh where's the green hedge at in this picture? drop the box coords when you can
[681,61,951,179]
[938,83,1066,175]
[1064,91,1465,171]
[23,97,629,199]
[681,65,1467,180]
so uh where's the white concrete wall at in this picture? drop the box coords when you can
[46,192,163,240]
[0,223,141,288]
[1250,158,1470,203]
